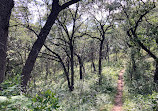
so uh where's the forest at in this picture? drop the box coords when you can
[0,0,158,111]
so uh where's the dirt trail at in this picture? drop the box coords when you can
[112,69,125,111]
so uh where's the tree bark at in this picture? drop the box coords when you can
[154,61,158,83]
[21,0,80,92]
[60,59,71,90]
[0,0,14,85]
[70,43,74,91]
[98,40,104,85]
[91,51,96,72]
[76,54,83,80]
[105,41,109,63]
[91,59,96,72]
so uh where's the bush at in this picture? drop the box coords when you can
[32,89,59,110]
[0,74,59,111]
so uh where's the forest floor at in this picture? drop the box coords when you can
[111,69,125,111]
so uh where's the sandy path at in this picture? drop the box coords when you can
[112,69,125,111]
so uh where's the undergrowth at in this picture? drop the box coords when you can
[0,73,59,111]
[0,60,122,111]
[28,60,122,111]
[123,57,158,111]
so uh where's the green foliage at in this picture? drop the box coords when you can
[123,48,158,110]
[32,89,59,110]
[30,63,121,111]
[0,95,32,111]
[0,74,21,96]
[125,54,155,94]
[150,92,158,111]
[0,73,59,111]
[0,90,59,111]
[123,91,158,111]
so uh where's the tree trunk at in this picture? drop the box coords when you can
[83,62,85,74]
[76,54,83,80]
[115,50,118,62]
[21,8,61,91]
[106,41,109,63]
[154,61,158,83]
[98,40,104,85]
[45,61,50,84]
[79,62,83,80]
[92,60,96,72]
[0,0,14,85]
[130,48,137,81]
[58,56,71,90]
[61,61,71,90]
[91,50,96,72]
[70,43,74,91]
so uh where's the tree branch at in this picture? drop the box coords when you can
[61,0,81,10]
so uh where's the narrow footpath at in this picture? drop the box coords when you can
[112,69,125,111]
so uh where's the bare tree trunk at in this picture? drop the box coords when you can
[76,54,83,80]
[92,60,96,72]
[90,47,96,72]
[70,43,74,91]
[106,41,109,63]
[61,61,71,90]
[0,0,14,85]
[98,40,104,85]
[83,62,85,73]
[130,48,137,81]
[154,61,158,83]
[58,56,71,90]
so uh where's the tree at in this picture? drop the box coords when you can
[0,0,14,85]
[119,0,158,82]
[88,7,113,85]
[89,39,97,72]
[21,0,81,92]
[43,3,87,91]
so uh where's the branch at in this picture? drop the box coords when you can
[104,25,113,33]
[74,33,88,39]
[57,18,70,39]
[10,23,39,38]
[71,3,79,39]
[133,10,149,32]
[131,29,158,61]
[39,52,58,59]
[43,44,69,77]
[38,55,60,62]
[43,44,66,63]
[61,0,81,10]
[89,36,101,41]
